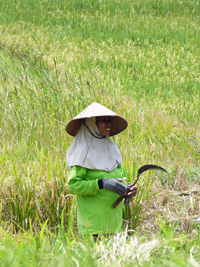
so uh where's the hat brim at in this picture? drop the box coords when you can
[66,115,128,137]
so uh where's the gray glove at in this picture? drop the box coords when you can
[103,178,128,195]
[124,196,131,206]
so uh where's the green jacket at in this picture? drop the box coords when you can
[68,163,127,235]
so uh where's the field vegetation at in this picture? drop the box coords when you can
[0,0,200,265]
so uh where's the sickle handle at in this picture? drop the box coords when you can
[111,164,167,208]
[111,195,125,208]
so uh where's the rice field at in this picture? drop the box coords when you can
[0,0,200,265]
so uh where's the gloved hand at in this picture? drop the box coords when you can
[103,178,128,195]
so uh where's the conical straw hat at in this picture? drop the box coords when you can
[66,102,128,137]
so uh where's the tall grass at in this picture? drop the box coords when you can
[0,0,200,264]
[0,225,200,266]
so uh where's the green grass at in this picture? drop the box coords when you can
[0,0,200,265]
[0,225,200,266]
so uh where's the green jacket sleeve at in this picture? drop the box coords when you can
[68,165,100,196]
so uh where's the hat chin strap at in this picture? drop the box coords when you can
[83,121,106,140]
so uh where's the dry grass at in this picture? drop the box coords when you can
[134,168,200,235]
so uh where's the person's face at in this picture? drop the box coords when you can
[96,116,112,137]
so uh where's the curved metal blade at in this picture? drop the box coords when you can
[132,164,167,186]
[111,164,167,208]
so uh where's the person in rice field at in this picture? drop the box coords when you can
[66,102,137,240]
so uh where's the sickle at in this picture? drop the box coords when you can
[111,164,167,209]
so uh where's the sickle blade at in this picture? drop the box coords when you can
[111,164,167,208]
[131,164,167,186]
[137,164,167,178]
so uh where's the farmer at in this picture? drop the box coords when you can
[66,102,137,238]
